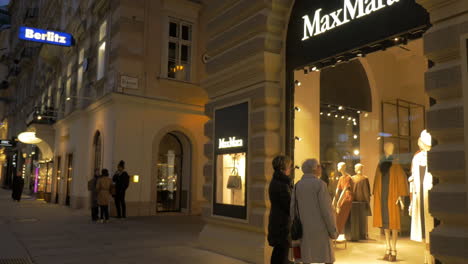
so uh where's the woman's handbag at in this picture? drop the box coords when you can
[226,167,242,190]
[290,185,303,240]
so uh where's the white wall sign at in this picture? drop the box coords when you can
[121,76,139,89]
[302,0,400,41]
[219,137,244,149]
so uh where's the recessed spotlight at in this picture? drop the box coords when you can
[294,80,302,87]
[295,107,301,112]
[295,136,303,141]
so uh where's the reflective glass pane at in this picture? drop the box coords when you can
[182,25,191,41]
[169,22,178,37]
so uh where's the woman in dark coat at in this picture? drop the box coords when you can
[268,155,293,264]
[11,172,25,202]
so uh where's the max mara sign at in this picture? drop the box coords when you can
[302,0,401,41]
[218,137,244,149]
[19,26,74,47]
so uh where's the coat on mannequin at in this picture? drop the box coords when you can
[350,163,371,241]
[373,142,409,262]
[333,162,353,236]
[409,130,434,264]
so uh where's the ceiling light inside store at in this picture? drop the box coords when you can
[327,113,331,117]
[341,116,345,119]
[320,112,323,115]
[295,107,301,112]
[338,106,343,110]
[294,80,302,86]
[335,115,338,118]
[18,132,42,144]
[66,97,71,101]
[364,113,369,117]
[37,115,42,120]
[295,136,302,141]
[354,135,358,139]
[357,111,361,114]
[354,149,360,155]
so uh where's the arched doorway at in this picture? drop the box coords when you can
[155,131,191,213]
[286,0,432,262]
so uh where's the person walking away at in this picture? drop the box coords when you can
[291,159,338,264]
[11,172,25,202]
[88,169,100,222]
[113,160,130,218]
[97,169,112,223]
[268,155,293,264]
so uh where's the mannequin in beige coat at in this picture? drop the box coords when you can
[97,169,113,222]
[291,159,338,264]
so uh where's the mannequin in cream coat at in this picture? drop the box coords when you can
[409,130,434,264]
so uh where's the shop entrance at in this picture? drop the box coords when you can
[154,132,191,213]
[286,0,433,263]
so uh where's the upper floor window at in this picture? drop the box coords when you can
[97,20,107,81]
[77,48,84,95]
[167,19,192,82]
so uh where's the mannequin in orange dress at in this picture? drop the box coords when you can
[333,162,354,238]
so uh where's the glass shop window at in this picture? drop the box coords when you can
[216,152,246,206]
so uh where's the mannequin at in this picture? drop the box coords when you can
[409,130,434,264]
[373,142,409,262]
[350,163,371,241]
[333,162,353,240]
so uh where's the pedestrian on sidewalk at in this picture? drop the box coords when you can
[291,159,338,264]
[88,169,100,222]
[11,172,24,202]
[268,155,293,264]
[97,169,113,223]
[113,160,129,218]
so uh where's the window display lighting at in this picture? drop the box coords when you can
[294,80,302,86]
[295,136,303,141]
[295,107,301,112]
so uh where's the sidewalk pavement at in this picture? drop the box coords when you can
[0,189,247,264]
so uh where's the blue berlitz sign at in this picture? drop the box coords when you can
[18,26,74,47]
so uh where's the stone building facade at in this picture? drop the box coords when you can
[198,0,468,263]
[4,0,208,216]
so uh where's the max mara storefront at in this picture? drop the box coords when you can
[199,0,468,263]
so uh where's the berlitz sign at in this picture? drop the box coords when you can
[218,137,244,149]
[19,26,73,47]
[302,0,401,41]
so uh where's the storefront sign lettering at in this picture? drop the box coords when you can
[19,26,73,47]
[218,137,243,149]
[302,0,400,41]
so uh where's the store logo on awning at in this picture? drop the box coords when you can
[302,0,400,41]
[219,137,243,149]
[19,26,74,47]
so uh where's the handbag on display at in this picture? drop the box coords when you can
[291,185,303,240]
[227,167,242,190]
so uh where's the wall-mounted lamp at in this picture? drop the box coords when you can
[295,136,302,141]
[294,107,301,112]
[133,175,140,183]
[294,80,302,87]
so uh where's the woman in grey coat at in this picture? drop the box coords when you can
[291,159,338,264]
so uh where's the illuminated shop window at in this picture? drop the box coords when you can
[216,152,246,206]
[167,19,192,81]
[213,102,249,219]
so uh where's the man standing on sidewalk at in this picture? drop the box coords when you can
[113,160,129,218]
[88,169,101,222]
[11,172,24,202]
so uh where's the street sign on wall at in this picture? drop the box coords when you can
[19,26,74,47]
